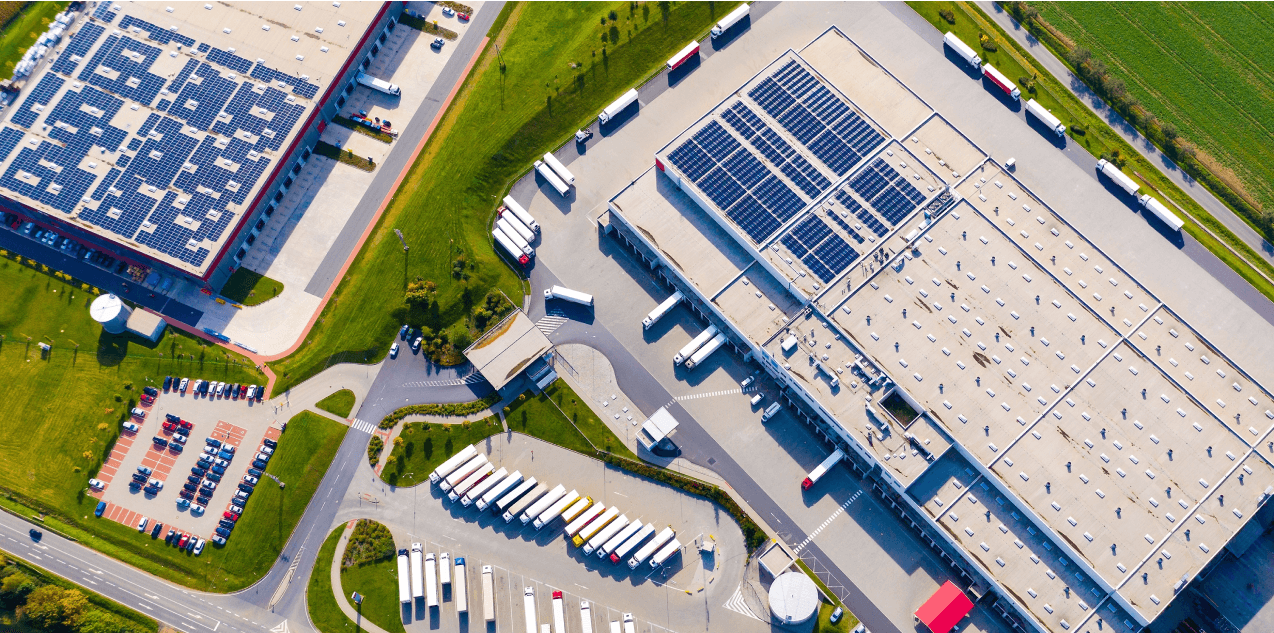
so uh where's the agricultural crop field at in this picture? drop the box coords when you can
[1037,2,1274,213]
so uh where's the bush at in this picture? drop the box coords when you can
[938,8,955,24]
[378,394,500,429]
[367,436,384,465]
[978,32,997,53]
[343,519,394,568]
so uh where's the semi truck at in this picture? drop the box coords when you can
[424,552,438,608]
[356,71,401,96]
[502,481,547,522]
[523,587,537,633]
[573,507,620,547]
[454,557,468,613]
[542,153,576,186]
[494,228,530,266]
[520,484,567,525]
[430,445,478,484]
[440,552,452,586]
[497,217,535,256]
[396,549,411,605]
[477,470,523,510]
[592,516,638,557]
[1096,159,1141,196]
[711,4,749,38]
[642,291,684,329]
[599,89,639,125]
[666,41,699,70]
[463,468,509,507]
[649,538,682,568]
[500,211,536,243]
[1138,195,1185,232]
[803,449,845,490]
[535,160,570,197]
[942,32,980,68]
[611,522,654,564]
[410,543,425,601]
[552,591,566,633]
[580,601,594,633]
[532,490,582,530]
[448,461,495,502]
[494,476,538,515]
[981,63,1020,100]
[623,613,636,633]
[684,333,728,369]
[503,196,539,233]
[674,325,719,365]
[544,285,594,306]
[441,455,488,493]
[628,527,676,569]
[565,503,607,540]
[481,565,496,622]
[1025,99,1065,136]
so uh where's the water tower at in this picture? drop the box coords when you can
[90,293,132,334]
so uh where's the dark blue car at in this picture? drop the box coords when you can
[94,501,107,517]
[206,472,222,483]
[211,464,226,475]
[205,438,222,448]
[215,527,231,538]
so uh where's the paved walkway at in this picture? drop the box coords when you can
[976,1,1274,267]
[330,521,393,633]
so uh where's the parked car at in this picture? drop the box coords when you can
[196,495,211,506]
[222,445,236,455]
[215,458,230,468]
[132,473,148,484]
[179,378,189,393]
[88,478,104,490]
[411,336,422,351]
[179,489,194,500]
[191,505,205,515]
[152,436,168,448]
[192,538,205,555]
[129,481,142,492]
[191,466,207,478]
[165,413,180,424]
[389,343,400,358]
[170,443,183,454]
[218,449,234,460]
[201,481,217,492]
[187,475,201,485]
[211,535,226,545]
[162,421,176,433]
[147,478,163,490]
[143,484,159,495]
[122,421,139,433]
[254,452,270,462]
[458,11,470,20]
[143,386,159,398]
[830,607,844,624]
[234,490,250,501]
[237,483,254,494]
[223,510,239,521]
[183,482,198,492]
[131,408,147,419]
[215,527,231,538]
[248,468,264,478]
[173,434,188,445]
[441,6,454,16]
[262,438,278,449]
[176,498,190,510]
[206,438,222,448]
[246,385,256,400]
[215,383,225,397]
[230,500,245,513]
[197,458,212,470]
[165,529,176,544]
[218,519,235,530]
[179,419,193,431]
[243,475,258,485]
[137,517,148,532]
[199,487,215,497]
[252,459,268,470]
[163,376,173,391]
[150,523,163,538]
[178,533,190,548]
[431,37,444,49]
[256,387,263,402]
[399,324,409,339]
[94,501,107,517]
[211,464,226,476]
[205,472,222,483]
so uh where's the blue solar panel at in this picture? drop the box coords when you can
[0,127,23,163]
[781,234,808,258]
[748,77,794,120]
[780,162,822,198]
[776,103,824,146]
[753,175,804,222]
[832,112,883,153]
[51,22,105,76]
[667,140,713,182]
[725,195,781,243]
[812,236,857,275]
[692,121,741,162]
[79,35,165,106]
[697,166,746,210]
[790,214,832,247]
[119,15,196,47]
[206,47,252,74]
[778,213,860,283]
[828,209,867,244]
[249,62,320,100]
[720,108,754,140]
[12,74,65,128]
[167,58,199,95]
[723,151,767,189]
[169,63,238,131]
[804,85,850,125]
[93,4,118,23]
[835,189,888,237]
[772,61,818,100]
[806,131,858,175]
[849,168,888,201]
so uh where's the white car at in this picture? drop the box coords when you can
[191,505,205,515]
[740,375,755,389]
[147,478,163,490]
[122,421,139,433]
[243,475,258,485]
[215,382,225,397]
[255,452,270,462]
[246,385,256,400]
[389,343,400,359]
[211,535,226,545]
[192,538,205,556]
[258,445,274,455]
[441,6,455,16]
[179,377,189,392]
[137,516,148,531]
[88,479,105,490]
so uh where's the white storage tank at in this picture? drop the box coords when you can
[768,571,818,625]
[91,294,132,334]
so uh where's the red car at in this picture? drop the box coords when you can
[223,511,238,522]
[179,419,193,431]
[178,533,190,548]
[458,12,470,20]
[162,421,176,433]
[140,395,155,406]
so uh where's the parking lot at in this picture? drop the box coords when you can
[94,381,282,540]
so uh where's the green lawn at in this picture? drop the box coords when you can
[219,268,285,306]
[383,416,504,487]
[268,1,727,393]
[0,548,157,633]
[540,381,638,460]
[307,527,361,633]
[0,2,67,76]
[340,549,406,633]
[796,559,859,633]
[316,389,357,418]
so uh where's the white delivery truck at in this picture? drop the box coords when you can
[542,153,576,186]
[440,552,452,586]
[711,4,749,38]
[396,549,411,605]
[497,217,535,256]
[942,32,981,67]
[503,481,548,522]
[1138,195,1185,232]
[535,160,570,197]
[1025,99,1066,136]
[628,527,676,569]
[494,476,537,514]
[622,613,636,633]
[1096,159,1141,196]
[424,552,438,608]
[431,445,478,484]
[610,522,655,564]
[523,587,538,633]
[481,565,496,622]
[441,455,488,493]
[565,503,607,540]
[642,291,684,329]
[649,539,682,568]
[500,211,536,244]
[610,620,621,633]
[552,591,566,633]
[356,71,401,96]
[684,333,728,369]
[666,41,699,71]
[803,448,845,490]
[410,544,425,601]
[544,285,594,306]
[463,468,509,507]
[599,88,639,124]
[520,484,567,525]
[593,516,639,557]
[503,195,539,233]
[533,490,583,530]
[573,507,619,547]
[454,557,468,613]
[981,63,1020,100]
[494,228,530,266]
[580,601,594,633]
[477,470,523,510]
[674,325,719,365]
[448,461,495,502]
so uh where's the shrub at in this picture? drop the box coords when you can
[367,436,384,464]
[978,32,997,52]
[378,394,501,429]
[939,8,955,24]
[343,519,394,568]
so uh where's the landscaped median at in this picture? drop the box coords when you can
[307,526,357,633]
[339,520,405,633]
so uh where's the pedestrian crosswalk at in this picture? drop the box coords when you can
[723,588,763,621]
[536,314,568,335]
[675,388,743,401]
[793,490,862,553]
[402,374,485,388]
[350,418,377,434]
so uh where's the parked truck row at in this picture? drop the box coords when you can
[494,195,541,268]
[428,445,683,570]
[399,542,456,612]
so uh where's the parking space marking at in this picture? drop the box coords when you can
[792,490,862,553]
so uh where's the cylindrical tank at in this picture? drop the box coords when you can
[768,571,818,625]
[90,294,132,334]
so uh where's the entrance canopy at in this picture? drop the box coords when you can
[915,581,974,633]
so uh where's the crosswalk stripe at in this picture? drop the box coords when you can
[536,315,568,335]
[674,388,743,401]
[793,490,862,553]
[350,419,377,434]
[402,374,485,388]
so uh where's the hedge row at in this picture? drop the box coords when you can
[378,393,501,429]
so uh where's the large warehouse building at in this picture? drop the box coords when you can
[0,1,394,289]
[603,27,1274,633]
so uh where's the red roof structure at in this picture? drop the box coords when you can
[914,581,974,633]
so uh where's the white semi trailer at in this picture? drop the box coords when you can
[454,557,468,613]
[649,539,682,568]
[356,71,400,96]
[674,325,718,365]
[497,217,535,256]
[535,160,570,197]
[410,543,424,601]
[503,481,547,523]
[552,591,566,633]
[666,41,699,71]
[430,445,478,484]
[642,291,684,329]
[599,89,639,124]
[503,196,539,233]
[448,461,495,502]
[494,228,530,266]
[711,4,749,38]
[424,552,438,608]
[684,333,728,369]
[520,484,567,525]
[544,285,594,306]
[440,455,488,493]
[1138,195,1185,232]
[477,470,523,510]
[523,587,538,633]
[943,32,980,67]
[500,211,536,243]
[542,153,576,186]
[1025,99,1066,136]
[628,527,675,568]
[565,503,607,540]
[463,468,509,507]
[397,549,411,605]
[481,565,496,622]
[803,449,845,490]
[593,516,639,557]
[493,476,538,514]
[533,490,583,530]
[1096,159,1141,196]
[580,601,594,633]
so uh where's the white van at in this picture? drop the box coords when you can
[761,402,782,422]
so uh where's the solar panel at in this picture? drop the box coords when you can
[723,151,767,189]
[692,121,741,162]
[666,140,713,182]
[748,77,794,120]
[0,127,24,163]
[790,214,832,247]
[697,166,746,210]
[119,15,196,47]
[776,103,824,146]
[93,4,118,23]
[12,74,65,128]
[827,210,867,244]
[781,234,808,258]
[804,85,850,124]
[50,22,105,76]
[772,61,818,100]
[806,131,859,175]
[725,195,781,243]
[836,189,888,237]
[753,174,804,222]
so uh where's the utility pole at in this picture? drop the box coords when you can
[394,229,409,252]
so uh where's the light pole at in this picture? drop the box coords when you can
[394,229,408,252]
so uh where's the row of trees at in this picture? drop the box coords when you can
[0,554,149,633]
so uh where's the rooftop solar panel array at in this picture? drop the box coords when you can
[664,118,809,244]
[50,22,105,77]
[779,213,859,283]
[722,101,830,198]
[835,188,888,237]
[79,35,165,106]
[847,157,927,226]
[250,62,321,100]
[92,4,118,24]
[0,127,24,164]
[746,60,885,177]
[12,74,65,129]
[119,15,196,48]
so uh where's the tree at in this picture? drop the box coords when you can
[21,584,67,629]
[59,588,89,627]
[0,571,35,602]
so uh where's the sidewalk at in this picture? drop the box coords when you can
[330,522,393,633]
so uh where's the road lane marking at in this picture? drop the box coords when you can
[793,490,862,553]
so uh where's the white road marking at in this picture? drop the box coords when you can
[722,588,762,622]
[350,418,378,434]
[793,490,863,553]
[674,388,743,401]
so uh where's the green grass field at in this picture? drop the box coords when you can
[538,381,638,460]
[0,2,67,76]
[307,527,360,633]
[219,268,285,306]
[340,544,406,633]
[267,1,727,393]
[1035,2,1274,214]
[383,416,503,487]
[316,389,357,418]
